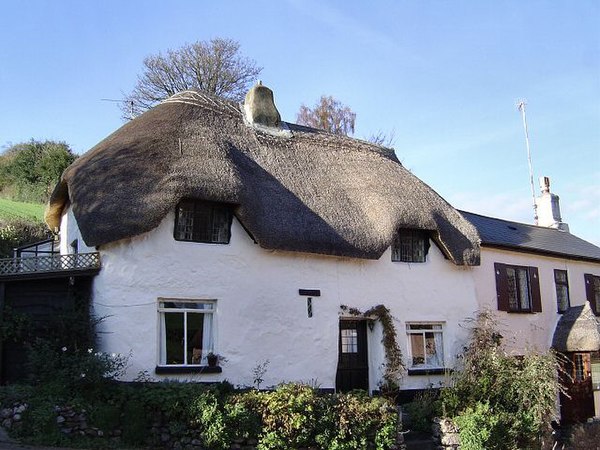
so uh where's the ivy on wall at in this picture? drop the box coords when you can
[339,304,405,392]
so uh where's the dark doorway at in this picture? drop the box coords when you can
[560,351,595,424]
[336,320,368,392]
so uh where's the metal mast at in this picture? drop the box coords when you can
[517,100,538,224]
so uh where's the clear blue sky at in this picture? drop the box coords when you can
[1,1,599,245]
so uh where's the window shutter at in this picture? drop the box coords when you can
[529,267,542,312]
[495,263,509,311]
[585,274,598,315]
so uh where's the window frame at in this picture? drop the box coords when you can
[584,274,600,315]
[494,263,542,313]
[174,199,233,244]
[391,229,430,263]
[156,298,217,370]
[554,269,570,314]
[406,322,445,371]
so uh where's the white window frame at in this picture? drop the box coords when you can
[157,298,216,367]
[406,322,445,369]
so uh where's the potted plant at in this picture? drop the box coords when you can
[206,352,219,367]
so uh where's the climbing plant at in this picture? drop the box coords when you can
[339,304,405,392]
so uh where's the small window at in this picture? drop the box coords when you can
[174,200,233,244]
[407,323,444,368]
[392,230,430,263]
[584,274,600,315]
[158,299,215,366]
[494,263,542,313]
[341,329,358,353]
[554,269,570,313]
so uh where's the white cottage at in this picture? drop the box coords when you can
[43,85,482,394]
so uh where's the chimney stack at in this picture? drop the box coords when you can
[535,177,569,231]
[243,81,281,128]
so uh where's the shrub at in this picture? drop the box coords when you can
[403,388,439,433]
[440,311,563,449]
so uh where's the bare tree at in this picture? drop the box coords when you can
[367,129,396,148]
[296,95,356,135]
[122,38,262,117]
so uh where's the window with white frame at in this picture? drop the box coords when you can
[407,323,444,368]
[158,299,215,366]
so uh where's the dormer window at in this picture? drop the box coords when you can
[174,200,233,244]
[392,229,430,263]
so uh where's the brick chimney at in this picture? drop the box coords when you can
[536,176,569,231]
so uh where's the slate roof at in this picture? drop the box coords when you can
[45,89,481,265]
[461,211,600,262]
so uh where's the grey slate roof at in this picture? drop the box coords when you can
[460,211,600,262]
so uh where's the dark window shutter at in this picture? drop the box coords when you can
[529,267,542,312]
[585,274,598,315]
[495,263,509,311]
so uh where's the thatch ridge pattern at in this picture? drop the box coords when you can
[46,90,481,265]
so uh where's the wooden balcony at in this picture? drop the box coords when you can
[0,252,101,281]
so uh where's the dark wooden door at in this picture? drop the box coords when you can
[560,352,595,424]
[336,320,368,392]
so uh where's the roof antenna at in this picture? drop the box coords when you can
[517,100,538,225]
[101,98,135,120]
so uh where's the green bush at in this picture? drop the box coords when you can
[440,311,563,449]
[122,400,148,445]
[403,388,439,433]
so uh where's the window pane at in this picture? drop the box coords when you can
[341,329,358,353]
[175,200,231,244]
[410,333,425,365]
[556,285,569,312]
[187,313,204,365]
[574,354,585,381]
[517,268,531,310]
[506,267,519,310]
[554,270,567,283]
[164,312,184,365]
[392,230,427,262]
[425,332,443,367]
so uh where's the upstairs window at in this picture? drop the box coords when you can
[554,269,570,313]
[392,229,430,263]
[174,199,233,244]
[495,263,542,313]
[585,274,600,315]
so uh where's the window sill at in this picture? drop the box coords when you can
[407,368,450,376]
[506,310,535,314]
[155,365,222,375]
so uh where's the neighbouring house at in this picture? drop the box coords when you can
[0,84,599,424]
[463,177,600,423]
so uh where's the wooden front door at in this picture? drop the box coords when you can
[336,320,369,392]
[560,352,595,424]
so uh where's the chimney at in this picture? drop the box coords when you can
[535,176,569,231]
[243,81,281,128]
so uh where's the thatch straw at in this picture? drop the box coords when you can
[552,302,600,352]
[46,90,480,265]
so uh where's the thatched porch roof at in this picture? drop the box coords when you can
[46,90,480,265]
[552,302,600,352]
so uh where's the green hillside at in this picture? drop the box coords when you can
[0,198,45,221]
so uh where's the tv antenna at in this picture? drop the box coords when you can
[517,100,538,225]
[101,98,135,119]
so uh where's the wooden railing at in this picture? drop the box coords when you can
[0,252,101,277]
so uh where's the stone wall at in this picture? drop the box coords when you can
[432,417,460,450]
[0,402,407,449]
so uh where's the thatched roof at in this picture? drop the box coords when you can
[552,302,600,352]
[45,89,480,265]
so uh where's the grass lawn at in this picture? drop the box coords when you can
[0,198,45,221]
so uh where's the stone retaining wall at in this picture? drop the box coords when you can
[432,417,460,450]
[0,402,407,449]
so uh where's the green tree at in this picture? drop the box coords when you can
[0,140,76,203]
[123,37,262,117]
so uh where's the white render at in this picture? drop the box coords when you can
[473,247,600,354]
[60,206,479,392]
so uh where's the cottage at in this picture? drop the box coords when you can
[42,84,480,393]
